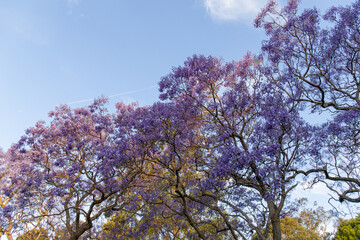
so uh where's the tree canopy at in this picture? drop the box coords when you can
[2,0,360,239]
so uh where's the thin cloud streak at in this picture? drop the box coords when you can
[67,85,157,105]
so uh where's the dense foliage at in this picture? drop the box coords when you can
[1,0,360,239]
[335,214,360,240]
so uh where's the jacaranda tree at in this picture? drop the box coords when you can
[112,101,228,239]
[0,148,44,240]
[255,0,360,204]
[0,150,19,240]
[114,54,316,240]
[7,98,144,240]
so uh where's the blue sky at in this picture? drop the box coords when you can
[0,0,344,150]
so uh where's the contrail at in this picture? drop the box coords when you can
[67,85,157,105]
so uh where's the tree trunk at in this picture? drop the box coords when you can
[271,217,281,240]
[268,200,281,240]
[6,232,13,240]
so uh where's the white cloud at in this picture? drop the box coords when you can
[203,0,268,23]
[67,0,81,15]
[68,0,81,6]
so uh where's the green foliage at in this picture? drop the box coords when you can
[335,214,360,240]
[296,204,333,239]
[16,228,48,240]
[101,209,189,239]
[280,216,322,240]
[101,209,233,240]
[253,216,322,240]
